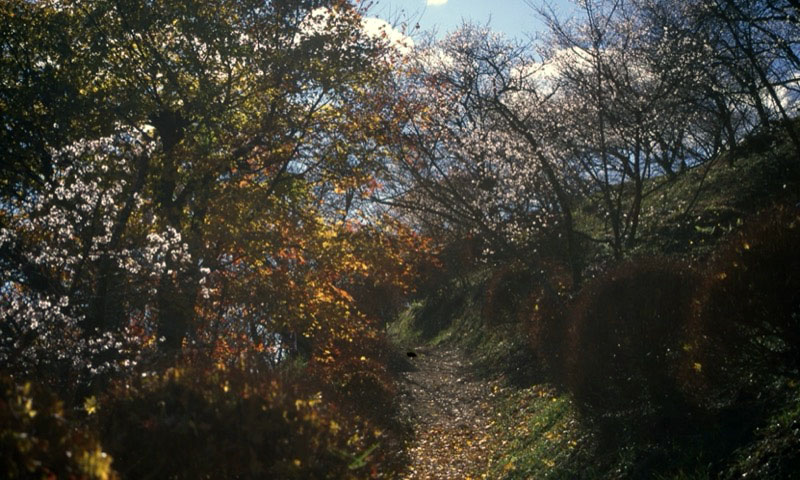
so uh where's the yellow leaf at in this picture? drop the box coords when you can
[78,447,113,480]
[24,398,37,418]
[84,396,98,415]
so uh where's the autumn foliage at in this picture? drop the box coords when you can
[0,0,432,477]
[0,375,117,480]
[526,203,800,426]
[98,365,378,480]
[525,281,569,380]
[687,205,800,397]
[563,259,697,416]
[483,264,538,325]
[4,0,800,476]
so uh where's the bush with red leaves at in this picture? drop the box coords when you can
[565,259,697,416]
[483,264,538,325]
[525,284,569,380]
[688,205,800,398]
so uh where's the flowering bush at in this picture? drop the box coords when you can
[0,131,190,389]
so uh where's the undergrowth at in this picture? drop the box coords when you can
[389,125,800,479]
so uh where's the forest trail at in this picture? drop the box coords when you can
[396,346,500,479]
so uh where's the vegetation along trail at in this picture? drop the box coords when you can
[3,0,800,477]
[397,346,501,479]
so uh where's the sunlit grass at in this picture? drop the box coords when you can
[480,385,595,480]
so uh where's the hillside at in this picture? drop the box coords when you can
[388,124,800,479]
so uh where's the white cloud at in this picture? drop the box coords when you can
[362,17,415,55]
[507,47,592,95]
[764,78,800,116]
[297,8,414,56]
[427,0,448,6]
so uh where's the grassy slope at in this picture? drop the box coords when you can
[574,122,800,265]
[388,125,800,479]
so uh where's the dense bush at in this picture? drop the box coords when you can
[525,283,569,380]
[521,261,572,379]
[306,326,412,473]
[688,205,800,397]
[425,235,483,288]
[98,365,370,480]
[1,375,117,480]
[565,259,697,417]
[311,331,400,426]
[483,264,538,325]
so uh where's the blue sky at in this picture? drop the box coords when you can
[371,0,576,41]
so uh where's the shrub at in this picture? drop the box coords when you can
[483,263,537,325]
[420,234,482,290]
[565,258,697,417]
[525,282,569,381]
[98,366,359,480]
[689,204,800,397]
[307,329,409,475]
[521,261,572,380]
[310,332,399,425]
[0,375,117,480]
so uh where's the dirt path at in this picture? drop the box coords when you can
[396,346,499,479]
